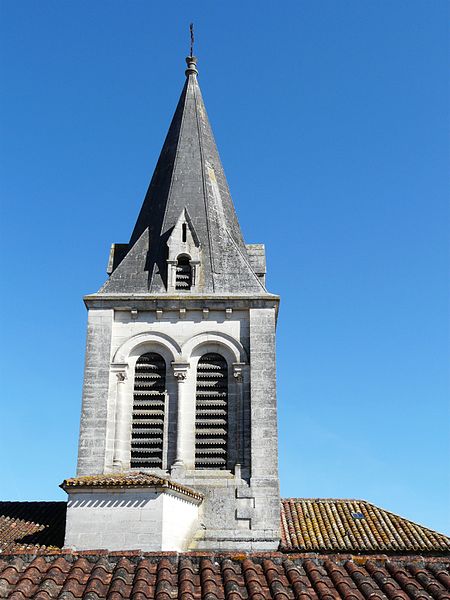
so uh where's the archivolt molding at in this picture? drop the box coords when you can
[112,331,182,365]
[181,331,248,364]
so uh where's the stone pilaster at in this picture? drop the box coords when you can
[77,308,113,476]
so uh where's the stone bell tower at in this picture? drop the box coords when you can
[65,54,280,552]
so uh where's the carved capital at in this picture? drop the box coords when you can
[232,362,246,383]
[172,361,190,383]
[111,363,128,382]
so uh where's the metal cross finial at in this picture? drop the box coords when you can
[190,23,194,57]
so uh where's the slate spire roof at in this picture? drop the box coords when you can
[100,56,266,295]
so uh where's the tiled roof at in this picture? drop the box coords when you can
[60,472,203,501]
[0,502,66,553]
[0,553,449,600]
[281,499,450,554]
[2,498,449,555]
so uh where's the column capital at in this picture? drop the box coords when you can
[232,362,246,383]
[111,363,128,381]
[172,361,190,382]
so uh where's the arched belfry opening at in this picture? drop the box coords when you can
[195,353,228,469]
[131,352,166,469]
[175,254,192,290]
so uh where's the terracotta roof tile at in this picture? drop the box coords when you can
[60,472,203,501]
[0,554,448,600]
[0,503,66,553]
[1,498,449,556]
[281,500,450,554]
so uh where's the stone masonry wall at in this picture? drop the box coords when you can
[64,489,199,551]
[248,307,280,541]
[75,299,280,551]
[77,308,113,475]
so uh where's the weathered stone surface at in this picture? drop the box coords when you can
[77,308,113,475]
[74,58,281,552]
[64,488,200,552]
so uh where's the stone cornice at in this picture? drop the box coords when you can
[83,294,280,316]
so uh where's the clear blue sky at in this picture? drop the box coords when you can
[1,1,449,535]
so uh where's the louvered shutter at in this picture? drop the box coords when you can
[195,353,228,469]
[175,256,192,290]
[131,353,166,468]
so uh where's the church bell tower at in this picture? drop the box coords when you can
[65,54,281,552]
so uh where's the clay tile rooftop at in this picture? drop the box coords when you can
[60,473,204,502]
[280,499,450,554]
[1,499,449,557]
[0,552,449,600]
[0,502,66,553]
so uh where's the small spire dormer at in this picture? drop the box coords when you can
[167,209,201,293]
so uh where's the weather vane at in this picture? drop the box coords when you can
[190,23,194,57]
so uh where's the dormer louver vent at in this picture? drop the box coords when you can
[195,353,228,469]
[131,353,166,469]
[175,255,192,290]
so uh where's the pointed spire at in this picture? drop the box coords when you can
[100,51,266,295]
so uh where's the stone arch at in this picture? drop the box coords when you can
[181,331,247,365]
[112,331,181,366]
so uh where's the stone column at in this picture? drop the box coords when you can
[166,260,177,292]
[233,362,246,470]
[190,259,200,289]
[171,362,190,471]
[112,364,129,470]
